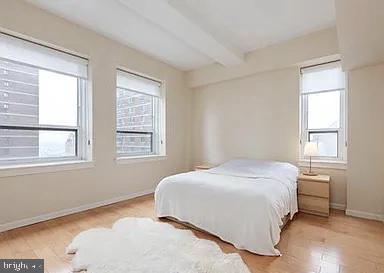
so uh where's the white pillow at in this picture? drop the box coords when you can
[207,159,298,184]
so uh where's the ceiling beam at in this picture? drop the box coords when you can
[118,0,244,67]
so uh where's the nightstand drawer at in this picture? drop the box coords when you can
[298,195,329,216]
[298,180,329,198]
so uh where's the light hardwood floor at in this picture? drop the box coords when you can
[0,194,383,273]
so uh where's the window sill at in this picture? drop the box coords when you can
[116,155,167,165]
[0,160,94,178]
[298,160,347,170]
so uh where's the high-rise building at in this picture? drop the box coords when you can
[116,89,153,155]
[0,59,39,160]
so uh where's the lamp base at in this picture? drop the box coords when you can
[302,171,318,176]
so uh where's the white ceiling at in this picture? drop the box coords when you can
[26,0,336,71]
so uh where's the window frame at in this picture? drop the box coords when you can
[115,68,165,160]
[299,61,347,164]
[0,50,91,167]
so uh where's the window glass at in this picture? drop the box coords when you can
[307,91,340,129]
[309,132,338,157]
[39,130,76,158]
[0,128,76,161]
[0,128,38,160]
[39,70,78,126]
[116,88,155,156]
[116,131,152,156]
[0,67,78,127]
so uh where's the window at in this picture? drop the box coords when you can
[300,61,347,162]
[116,69,164,158]
[0,33,90,165]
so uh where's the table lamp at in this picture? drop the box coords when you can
[303,142,318,176]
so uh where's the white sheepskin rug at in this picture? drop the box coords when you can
[66,217,251,273]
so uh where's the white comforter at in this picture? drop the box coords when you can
[155,159,298,256]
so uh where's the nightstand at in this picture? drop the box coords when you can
[194,164,215,171]
[298,173,330,217]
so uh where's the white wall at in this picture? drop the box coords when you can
[347,63,384,220]
[0,0,191,228]
[193,68,299,164]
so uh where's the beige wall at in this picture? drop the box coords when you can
[335,0,384,70]
[347,63,384,219]
[0,0,191,227]
[193,68,299,164]
[192,67,347,208]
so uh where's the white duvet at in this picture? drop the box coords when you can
[155,159,298,256]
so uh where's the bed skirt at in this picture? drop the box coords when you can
[159,214,291,248]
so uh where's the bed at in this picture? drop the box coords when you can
[155,159,299,256]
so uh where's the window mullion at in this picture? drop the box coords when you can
[0,124,79,131]
[301,88,344,95]
[303,94,309,143]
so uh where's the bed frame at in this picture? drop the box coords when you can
[160,213,291,237]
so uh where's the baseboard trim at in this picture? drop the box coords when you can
[346,209,384,222]
[330,203,346,210]
[0,188,155,233]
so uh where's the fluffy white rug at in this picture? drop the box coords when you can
[66,217,250,273]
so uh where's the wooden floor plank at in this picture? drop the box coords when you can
[0,194,383,273]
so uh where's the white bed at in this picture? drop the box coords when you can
[155,159,298,256]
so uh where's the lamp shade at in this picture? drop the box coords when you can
[304,142,319,157]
